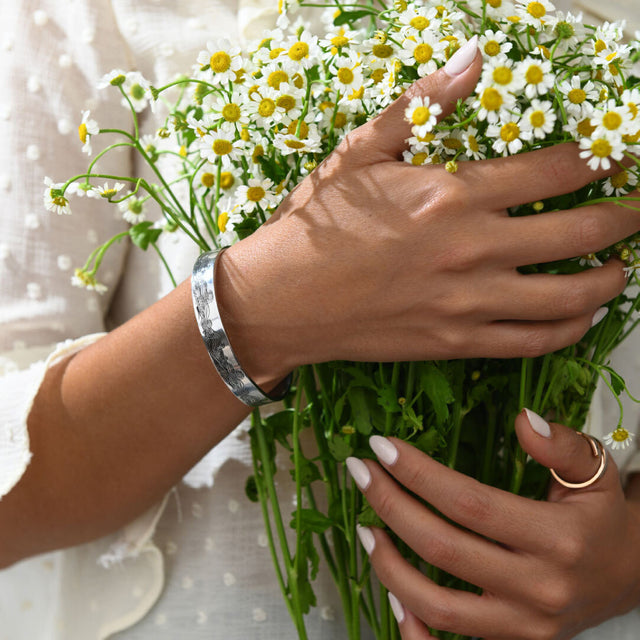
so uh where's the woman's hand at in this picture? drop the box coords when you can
[346,412,640,640]
[217,41,636,384]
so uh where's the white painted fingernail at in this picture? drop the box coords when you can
[388,592,406,624]
[346,457,372,490]
[444,35,478,77]
[356,525,376,555]
[591,306,608,327]
[524,408,551,438]
[370,435,399,466]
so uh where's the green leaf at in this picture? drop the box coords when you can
[347,386,373,435]
[337,365,377,390]
[377,384,401,414]
[328,434,353,461]
[233,216,260,239]
[420,363,455,425]
[333,9,372,25]
[290,456,322,487]
[244,475,259,502]
[415,427,441,455]
[358,502,385,529]
[129,221,162,250]
[264,409,295,450]
[289,508,334,534]
[609,369,626,396]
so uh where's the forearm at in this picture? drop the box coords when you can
[0,278,276,567]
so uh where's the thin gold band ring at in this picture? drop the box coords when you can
[550,433,608,489]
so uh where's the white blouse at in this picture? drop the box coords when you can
[0,1,639,639]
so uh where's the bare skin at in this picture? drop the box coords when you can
[1,50,637,573]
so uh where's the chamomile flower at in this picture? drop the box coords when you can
[516,0,555,28]
[480,56,523,96]
[578,253,604,267]
[43,177,72,215]
[71,268,108,294]
[198,129,243,167]
[398,31,446,77]
[558,76,598,119]
[320,25,360,54]
[78,111,99,155]
[478,30,513,58]
[603,168,638,196]
[197,39,243,86]
[578,134,625,170]
[591,100,634,138]
[330,52,364,96]
[474,85,516,123]
[121,72,151,112]
[273,122,322,155]
[87,182,125,200]
[210,91,250,127]
[247,85,288,128]
[280,31,321,69]
[468,0,516,20]
[397,6,440,36]
[521,99,556,139]
[118,194,147,224]
[461,126,487,160]
[604,427,634,450]
[517,57,554,99]
[404,95,443,138]
[488,117,532,155]
[236,178,279,214]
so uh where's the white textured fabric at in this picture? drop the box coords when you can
[0,0,639,638]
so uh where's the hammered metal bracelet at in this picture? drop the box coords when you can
[191,249,292,406]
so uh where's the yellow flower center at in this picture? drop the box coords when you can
[591,138,612,158]
[246,186,266,202]
[602,111,623,130]
[258,98,276,117]
[53,195,68,207]
[210,51,231,73]
[372,44,393,58]
[292,73,305,89]
[285,139,306,149]
[252,144,264,162]
[628,102,639,119]
[240,127,251,142]
[331,35,349,48]
[525,65,543,85]
[468,135,479,152]
[487,0,502,7]
[484,40,501,56]
[530,110,545,128]
[577,118,595,137]
[611,427,630,442]
[222,103,241,122]
[594,39,606,54]
[334,112,347,128]
[220,172,235,189]
[212,139,233,155]
[268,70,289,89]
[410,16,430,30]
[500,122,520,142]
[611,170,628,189]
[411,152,428,165]
[414,43,433,64]
[78,123,88,144]
[568,88,586,104]
[288,41,309,61]
[371,68,386,84]
[218,211,229,232]
[287,120,309,138]
[481,87,503,111]
[411,106,431,125]
[276,95,296,111]
[201,172,215,188]
[527,2,546,19]
[443,137,462,150]
[493,66,512,85]
[269,47,285,60]
[337,67,354,84]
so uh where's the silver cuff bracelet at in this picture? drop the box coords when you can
[191,249,292,406]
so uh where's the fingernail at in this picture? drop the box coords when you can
[388,592,406,624]
[524,408,551,438]
[370,435,399,466]
[346,457,372,490]
[591,306,608,327]
[444,35,478,77]
[356,524,376,555]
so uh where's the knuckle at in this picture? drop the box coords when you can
[425,596,458,632]
[451,483,492,525]
[536,576,576,614]
[554,531,588,567]
[374,490,398,524]
[518,328,551,358]
[427,535,461,571]
[554,284,592,317]
[575,213,606,252]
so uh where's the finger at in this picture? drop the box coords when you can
[485,261,626,322]
[515,409,621,498]
[461,142,623,210]
[360,526,520,639]
[360,438,551,551]
[347,457,523,592]
[388,592,437,639]
[501,202,640,266]
[361,37,482,162]
[451,312,605,359]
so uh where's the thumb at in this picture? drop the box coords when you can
[515,408,618,497]
[364,35,482,161]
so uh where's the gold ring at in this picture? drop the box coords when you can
[550,433,608,489]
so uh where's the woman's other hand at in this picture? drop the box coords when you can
[217,39,636,383]
[347,413,640,639]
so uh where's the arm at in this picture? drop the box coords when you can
[349,413,640,639]
[1,47,637,568]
